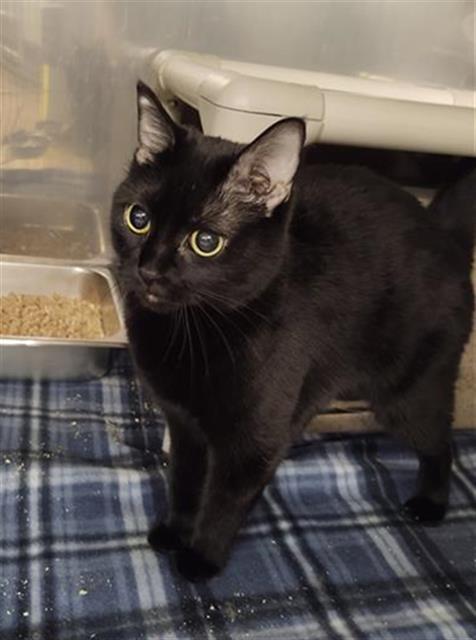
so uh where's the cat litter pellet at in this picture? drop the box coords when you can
[0,293,104,340]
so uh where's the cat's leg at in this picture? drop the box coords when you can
[375,364,457,525]
[402,446,452,523]
[174,439,288,581]
[148,412,208,553]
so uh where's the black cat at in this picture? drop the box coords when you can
[111,81,475,582]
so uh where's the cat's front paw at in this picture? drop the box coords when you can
[401,496,447,525]
[175,547,221,582]
[148,522,185,553]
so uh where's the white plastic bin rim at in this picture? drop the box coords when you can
[153,50,476,156]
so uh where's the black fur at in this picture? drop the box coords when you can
[111,82,475,581]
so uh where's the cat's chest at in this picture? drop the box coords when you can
[127,305,249,415]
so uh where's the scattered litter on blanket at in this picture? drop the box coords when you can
[1,353,474,639]
[223,601,239,623]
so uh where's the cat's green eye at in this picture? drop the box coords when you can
[189,230,225,258]
[124,204,151,235]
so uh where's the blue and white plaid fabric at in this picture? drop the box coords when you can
[1,353,475,640]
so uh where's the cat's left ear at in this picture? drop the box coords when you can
[135,81,176,165]
[225,118,305,215]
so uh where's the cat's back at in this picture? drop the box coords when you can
[289,162,472,330]
[291,162,458,273]
[294,162,424,231]
[290,162,431,283]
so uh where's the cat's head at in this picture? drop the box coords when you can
[111,81,305,313]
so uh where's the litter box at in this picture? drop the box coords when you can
[0,261,127,380]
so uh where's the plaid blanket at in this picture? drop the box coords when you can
[1,353,475,640]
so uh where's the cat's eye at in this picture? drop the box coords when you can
[124,204,151,235]
[189,230,225,257]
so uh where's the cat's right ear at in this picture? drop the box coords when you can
[135,81,175,165]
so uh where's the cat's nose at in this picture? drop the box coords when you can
[139,265,158,286]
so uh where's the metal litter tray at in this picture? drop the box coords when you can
[0,262,127,380]
[0,194,109,265]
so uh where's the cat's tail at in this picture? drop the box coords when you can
[429,162,475,267]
